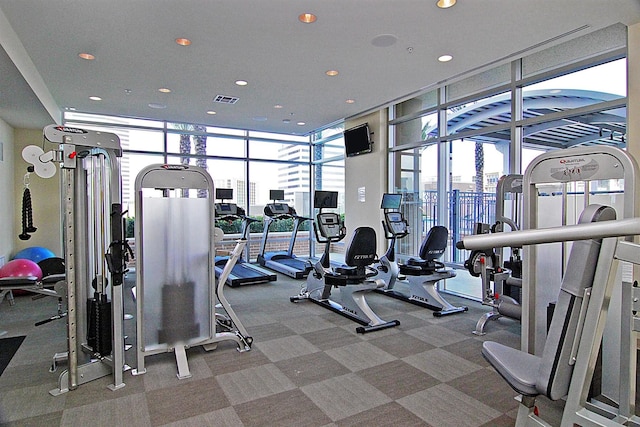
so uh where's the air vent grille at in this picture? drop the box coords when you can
[213,95,239,104]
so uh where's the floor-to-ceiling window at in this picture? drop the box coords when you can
[389,23,628,300]
[63,112,335,261]
[311,124,346,257]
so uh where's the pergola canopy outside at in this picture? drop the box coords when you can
[423,89,626,150]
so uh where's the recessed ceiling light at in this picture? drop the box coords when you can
[274,104,284,109]
[235,80,248,86]
[436,0,456,8]
[89,96,102,101]
[298,13,317,24]
[297,122,305,126]
[253,116,268,122]
[148,103,167,109]
[158,88,171,93]
[549,89,562,94]
[325,70,339,76]
[283,119,291,123]
[206,110,217,115]
[346,99,355,104]
[176,38,191,46]
[78,52,95,60]
[438,54,453,62]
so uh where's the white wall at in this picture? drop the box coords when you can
[0,118,15,264]
[344,109,389,255]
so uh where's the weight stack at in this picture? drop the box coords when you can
[158,282,200,344]
[86,296,112,356]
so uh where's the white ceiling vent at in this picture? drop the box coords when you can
[213,95,239,104]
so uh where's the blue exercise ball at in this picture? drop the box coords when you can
[14,246,55,263]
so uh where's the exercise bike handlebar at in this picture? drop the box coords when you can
[382,220,409,239]
[313,221,346,244]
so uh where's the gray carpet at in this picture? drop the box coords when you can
[0,272,558,426]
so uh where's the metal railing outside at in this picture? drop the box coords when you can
[399,190,496,264]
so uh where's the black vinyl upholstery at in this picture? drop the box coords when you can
[344,227,377,268]
[418,225,448,261]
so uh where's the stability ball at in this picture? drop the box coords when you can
[0,259,43,281]
[13,246,55,263]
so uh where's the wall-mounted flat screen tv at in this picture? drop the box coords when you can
[344,123,372,157]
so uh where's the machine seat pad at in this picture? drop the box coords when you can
[406,258,428,268]
[0,276,38,287]
[335,266,358,275]
[398,264,425,276]
[482,341,540,397]
[325,272,366,286]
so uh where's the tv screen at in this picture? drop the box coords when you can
[344,124,372,157]
[216,188,233,200]
[314,190,338,209]
[381,193,402,210]
[269,189,285,201]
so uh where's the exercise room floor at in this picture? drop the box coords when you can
[0,272,564,426]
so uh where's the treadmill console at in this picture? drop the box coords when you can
[317,212,342,239]
[265,203,290,216]
[385,212,408,235]
[215,202,239,217]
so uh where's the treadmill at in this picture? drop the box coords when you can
[257,190,313,279]
[214,189,277,287]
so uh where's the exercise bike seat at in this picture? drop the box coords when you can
[400,226,449,276]
[326,227,378,285]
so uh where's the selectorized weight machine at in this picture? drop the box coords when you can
[464,174,523,335]
[458,146,640,426]
[29,125,130,395]
[132,164,251,380]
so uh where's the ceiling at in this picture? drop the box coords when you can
[0,1,639,135]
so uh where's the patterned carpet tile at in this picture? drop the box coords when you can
[216,363,296,405]
[235,389,332,427]
[301,373,392,422]
[325,341,397,372]
[402,347,483,382]
[145,377,230,425]
[398,383,502,427]
[275,351,351,387]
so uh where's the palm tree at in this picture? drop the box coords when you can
[172,123,208,198]
[474,140,484,193]
[193,124,208,198]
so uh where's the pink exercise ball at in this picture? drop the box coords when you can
[0,259,43,281]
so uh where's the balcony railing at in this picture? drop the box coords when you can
[400,190,496,264]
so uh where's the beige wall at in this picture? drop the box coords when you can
[12,128,62,257]
[0,118,15,265]
[344,109,389,256]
